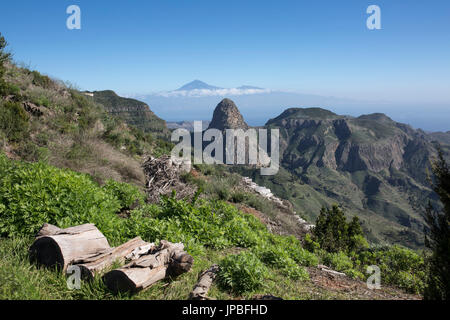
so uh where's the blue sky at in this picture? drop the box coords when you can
[1,0,450,126]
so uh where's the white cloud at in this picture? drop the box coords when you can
[155,87,272,98]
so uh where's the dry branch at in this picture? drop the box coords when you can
[142,155,196,203]
[189,264,220,300]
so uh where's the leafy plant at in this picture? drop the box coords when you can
[0,101,29,142]
[102,179,146,209]
[217,252,268,294]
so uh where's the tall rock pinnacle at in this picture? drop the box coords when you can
[207,98,249,131]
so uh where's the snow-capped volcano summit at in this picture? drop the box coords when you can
[159,80,271,98]
[175,80,222,91]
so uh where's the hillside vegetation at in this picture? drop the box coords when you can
[0,154,425,299]
[254,107,449,249]
[0,59,172,186]
[0,34,428,300]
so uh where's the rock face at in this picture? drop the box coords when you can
[266,108,435,179]
[207,98,249,131]
[242,177,315,232]
[92,90,170,139]
[166,120,210,132]
[259,107,450,249]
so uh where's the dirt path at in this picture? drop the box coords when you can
[306,267,421,300]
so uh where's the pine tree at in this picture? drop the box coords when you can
[313,205,366,253]
[423,148,450,300]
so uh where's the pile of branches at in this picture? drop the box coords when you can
[142,155,197,203]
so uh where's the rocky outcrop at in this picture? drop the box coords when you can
[92,90,170,139]
[241,177,315,232]
[269,111,430,174]
[207,98,249,131]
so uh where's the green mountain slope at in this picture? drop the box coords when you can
[0,63,172,187]
[91,90,170,139]
[237,107,448,249]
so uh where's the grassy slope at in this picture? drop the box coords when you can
[0,236,357,300]
[0,62,172,186]
[0,155,423,300]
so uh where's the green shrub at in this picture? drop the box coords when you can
[35,132,49,146]
[102,179,145,209]
[218,252,268,294]
[230,191,247,203]
[65,141,92,160]
[323,251,354,272]
[263,234,319,267]
[0,101,29,142]
[33,95,50,108]
[362,246,425,294]
[31,71,52,89]
[16,141,49,162]
[0,33,11,95]
[255,246,309,280]
[303,233,321,253]
[0,154,124,242]
[243,193,274,214]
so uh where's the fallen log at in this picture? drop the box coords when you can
[30,224,157,279]
[103,240,193,294]
[72,237,155,280]
[29,223,111,272]
[189,264,219,300]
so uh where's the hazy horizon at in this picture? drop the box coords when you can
[1,0,449,131]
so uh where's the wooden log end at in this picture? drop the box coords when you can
[103,270,138,294]
[29,237,64,270]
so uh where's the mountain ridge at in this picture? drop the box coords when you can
[91,90,170,139]
[210,99,449,249]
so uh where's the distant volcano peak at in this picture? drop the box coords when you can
[176,80,222,91]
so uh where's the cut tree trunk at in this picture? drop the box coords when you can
[189,264,220,300]
[29,223,111,272]
[103,240,193,294]
[72,237,155,280]
[29,224,156,279]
